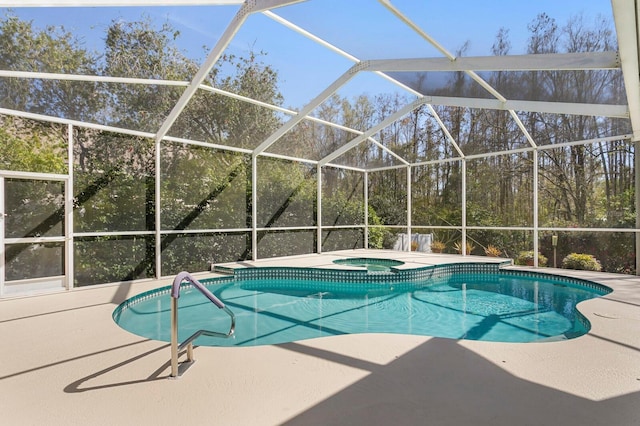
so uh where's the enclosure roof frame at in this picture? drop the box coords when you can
[0,0,637,168]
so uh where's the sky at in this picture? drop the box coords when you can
[3,0,616,110]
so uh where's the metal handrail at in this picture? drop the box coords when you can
[170,271,235,378]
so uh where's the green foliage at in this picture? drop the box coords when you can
[515,251,548,267]
[0,118,67,174]
[466,229,531,261]
[103,18,197,131]
[257,157,316,228]
[454,241,475,255]
[539,232,634,274]
[104,17,193,79]
[367,206,386,249]
[161,144,248,231]
[178,52,284,148]
[0,14,101,119]
[430,240,446,253]
[161,232,250,277]
[74,236,154,286]
[561,253,602,271]
[322,229,364,252]
[484,244,502,257]
[368,168,407,226]
[74,130,154,233]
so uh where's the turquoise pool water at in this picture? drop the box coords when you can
[113,265,610,345]
[332,257,405,271]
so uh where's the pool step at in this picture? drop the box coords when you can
[213,265,236,275]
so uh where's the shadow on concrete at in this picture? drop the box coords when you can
[0,302,112,324]
[279,338,640,426]
[110,280,134,305]
[63,342,170,393]
[0,339,154,382]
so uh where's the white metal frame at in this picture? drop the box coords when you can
[0,170,70,296]
[0,0,638,289]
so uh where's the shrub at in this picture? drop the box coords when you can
[454,241,475,255]
[515,251,548,267]
[430,240,446,253]
[561,253,602,271]
[367,206,386,249]
[484,244,502,257]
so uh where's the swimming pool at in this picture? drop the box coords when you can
[113,262,611,345]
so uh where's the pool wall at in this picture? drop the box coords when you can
[220,261,612,294]
[332,257,405,268]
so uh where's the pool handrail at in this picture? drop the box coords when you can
[170,271,235,378]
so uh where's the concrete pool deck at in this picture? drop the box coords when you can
[1,249,639,425]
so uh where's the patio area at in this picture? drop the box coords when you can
[1,250,639,425]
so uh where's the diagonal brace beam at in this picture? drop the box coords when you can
[319,98,426,165]
[253,62,365,155]
[154,0,304,143]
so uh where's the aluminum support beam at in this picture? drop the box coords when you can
[253,63,363,155]
[0,70,190,86]
[65,124,74,289]
[318,98,425,165]
[637,140,640,275]
[427,105,464,158]
[0,69,378,146]
[364,52,620,72]
[252,153,258,261]
[155,139,162,278]
[611,0,640,141]
[155,0,304,143]
[377,0,619,158]
[368,139,411,166]
[12,0,244,6]
[364,171,369,248]
[316,164,322,254]
[424,96,628,118]
[262,10,449,165]
[461,159,466,256]
[0,107,156,139]
[0,176,3,297]
[406,165,412,251]
[509,110,537,148]
[154,2,253,143]
[533,150,539,267]
[263,11,359,63]
[250,0,305,13]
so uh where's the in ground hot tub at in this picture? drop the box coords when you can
[332,257,404,272]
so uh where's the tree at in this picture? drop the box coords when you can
[102,17,196,131]
[0,14,101,120]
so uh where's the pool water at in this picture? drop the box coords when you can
[114,270,609,345]
[332,257,404,272]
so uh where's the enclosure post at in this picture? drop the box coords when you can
[533,149,539,267]
[461,159,467,256]
[364,171,369,249]
[66,124,74,290]
[252,153,258,261]
[406,165,412,252]
[636,140,640,275]
[317,164,322,254]
[0,176,4,297]
[155,139,162,278]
